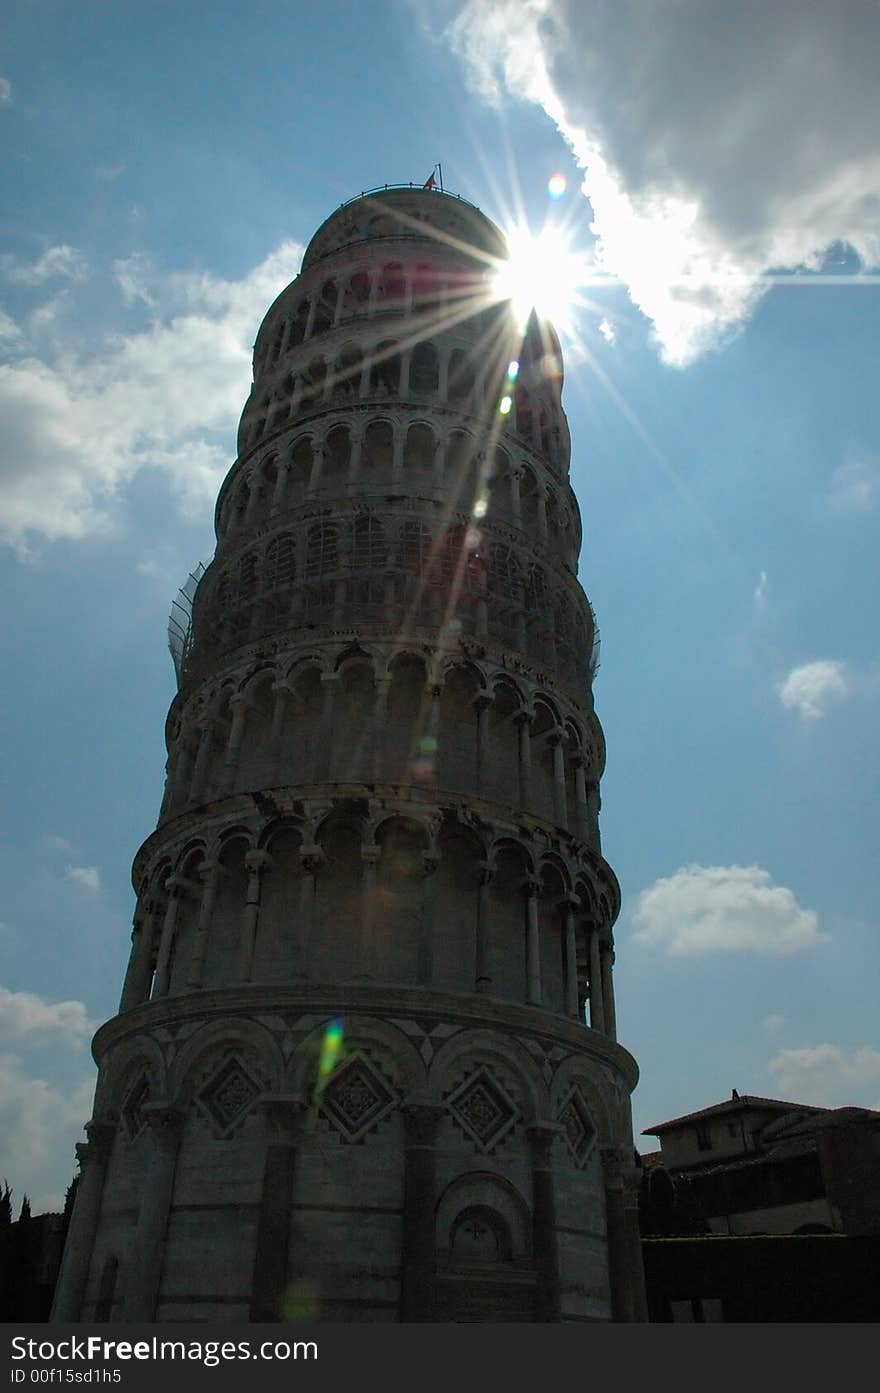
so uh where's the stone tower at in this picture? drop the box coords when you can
[52,186,645,1323]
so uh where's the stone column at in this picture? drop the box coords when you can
[432,437,446,489]
[601,939,617,1042]
[304,297,317,340]
[269,682,289,755]
[243,477,260,527]
[550,730,567,826]
[123,1105,185,1322]
[222,694,250,793]
[360,843,380,977]
[238,850,272,983]
[392,424,405,483]
[187,858,222,991]
[515,608,528,654]
[473,695,491,799]
[367,268,380,315]
[50,1120,115,1322]
[562,896,580,1020]
[359,355,372,398]
[270,459,291,513]
[536,490,548,542]
[317,674,338,781]
[371,676,391,781]
[400,1103,444,1322]
[475,580,489,641]
[418,852,440,987]
[250,1097,306,1321]
[573,757,588,841]
[586,781,601,849]
[524,877,542,1006]
[399,348,411,397]
[516,711,533,810]
[151,877,189,1000]
[119,900,159,1011]
[172,738,195,810]
[588,926,606,1034]
[188,720,215,803]
[297,847,325,979]
[333,280,345,326]
[307,442,324,495]
[528,1123,562,1322]
[623,1163,650,1323]
[601,1147,646,1322]
[510,468,522,524]
[475,862,494,994]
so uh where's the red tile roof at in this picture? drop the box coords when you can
[642,1094,825,1136]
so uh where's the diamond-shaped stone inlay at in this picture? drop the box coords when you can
[199,1057,259,1133]
[559,1086,597,1166]
[447,1068,518,1152]
[122,1076,149,1140]
[321,1055,395,1143]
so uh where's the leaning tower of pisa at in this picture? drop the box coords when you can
[52,186,645,1323]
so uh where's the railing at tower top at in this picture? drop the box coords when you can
[168,562,207,685]
[335,184,483,215]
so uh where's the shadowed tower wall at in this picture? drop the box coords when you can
[52,186,646,1323]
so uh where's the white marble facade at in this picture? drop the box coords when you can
[52,187,646,1323]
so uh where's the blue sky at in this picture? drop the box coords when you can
[1,0,878,1210]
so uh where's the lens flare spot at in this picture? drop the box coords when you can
[507,359,520,380]
[473,494,488,519]
[412,757,434,781]
[465,527,482,550]
[420,735,438,755]
[283,1282,320,1321]
[547,173,567,199]
[447,617,462,637]
[316,1016,344,1095]
[499,395,512,415]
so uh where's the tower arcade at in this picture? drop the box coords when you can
[52,186,645,1323]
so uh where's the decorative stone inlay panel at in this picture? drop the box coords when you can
[446,1066,520,1153]
[558,1085,596,1167]
[320,1053,396,1144]
[122,1076,150,1140]
[198,1056,260,1134]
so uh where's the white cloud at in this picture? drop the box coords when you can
[0,239,303,551]
[112,252,156,308]
[827,456,879,514]
[768,1043,880,1109]
[0,309,22,345]
[1,245,88,286]
[447,0,880,364]
[778,660,848,720]
[632,863,823,956]
[0,986,92,1044]
[0,78,11,106]
[65,865,101,893]
[598,317,615,345]
[0,1054,94,1211]
[753,569,768,609]
[94,161,126,184]
[763,1014,786,1034]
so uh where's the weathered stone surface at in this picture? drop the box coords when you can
[52,186,644,1323]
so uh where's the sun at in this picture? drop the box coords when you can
[492,222,588,333]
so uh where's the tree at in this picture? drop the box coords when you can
[18,1194,31,1223]
[0,1180,11,1228]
